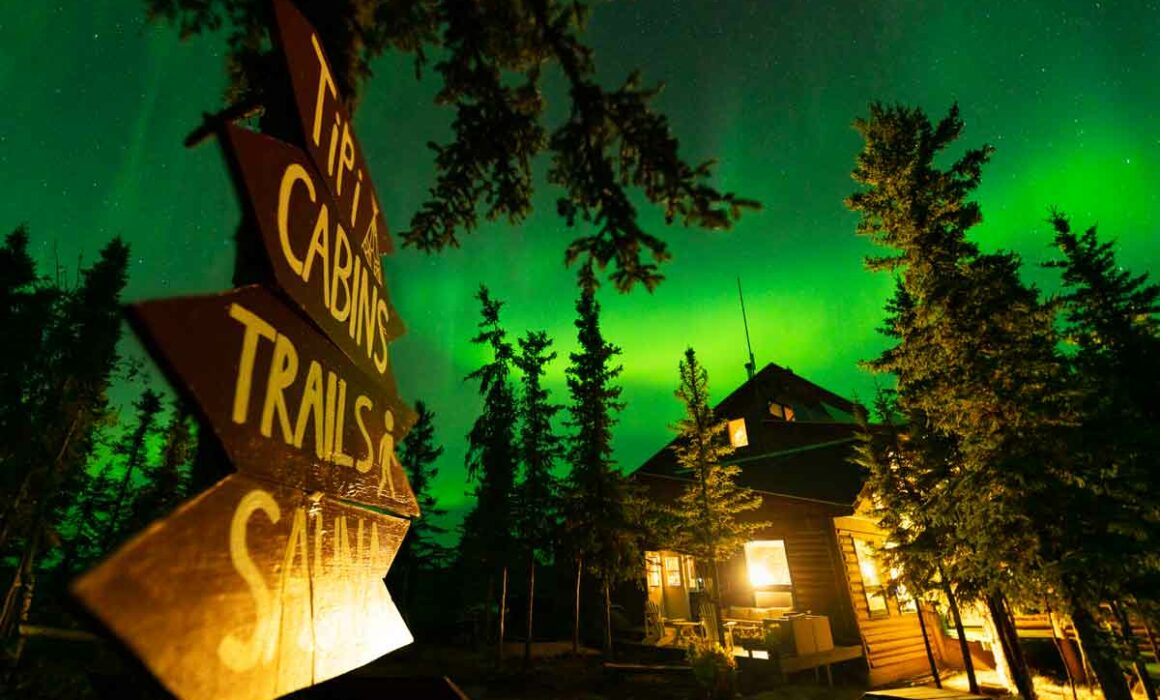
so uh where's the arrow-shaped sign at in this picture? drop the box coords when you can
[221,123,405,383]
[271,0,392,280]
[130,285,419,517]
[74,473,411,700]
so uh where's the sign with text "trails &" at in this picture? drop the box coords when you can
[74,473,411,700]
[130,285,419,517]
[223,124,405,383]
[271,0,391,283]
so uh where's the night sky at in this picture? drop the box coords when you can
[3,2,1157,531]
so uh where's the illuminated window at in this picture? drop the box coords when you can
[646,552,662,588]
[664,556,682,587]
[745,541,792,587]
[853,539,888,617]
[684,557,701,591]
[768,402,796,421]
[728,418,749,447]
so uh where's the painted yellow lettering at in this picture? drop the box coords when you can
[336,121,355,196]
[372,298,390,374]
[293,360,325,456]
[261,333,298,443]
[228,303,276,425]
[276,163,313,276]
[309,34,337,148]
[329,224,353,323]
[302,204,332,309]
[333,378,354,467]
[218,489,280,672]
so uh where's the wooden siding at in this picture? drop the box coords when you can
[836,526,941,687]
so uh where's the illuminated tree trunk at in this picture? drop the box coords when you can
[986,592,1036,700]
[1112,601,1157,700]
[1045,600,1079,700]
[1070,602,1131,700]
[939,568,979,694]
[916,600,942,688]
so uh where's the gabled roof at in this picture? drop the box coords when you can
[632,362,869,506]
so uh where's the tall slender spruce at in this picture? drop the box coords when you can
[513,331,563,666]
[461,285,518,661]
[562,289,638,656]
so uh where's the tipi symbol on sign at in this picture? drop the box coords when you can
[362,225,383,285]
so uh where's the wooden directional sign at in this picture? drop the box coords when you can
[74,473,411,700]
[271,0,392,276]
[130,285,419,517]
[75,3,422,698]
[222,123,405,382]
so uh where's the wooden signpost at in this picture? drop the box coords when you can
[72,2,422,699]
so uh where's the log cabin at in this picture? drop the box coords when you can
[630,362,963,686]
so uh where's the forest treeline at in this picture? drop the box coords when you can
[0,228,194,668]
[849,104,1160,700]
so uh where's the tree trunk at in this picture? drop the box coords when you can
[482,572,494,652]
[573,557,582,655]
[1,526,41,641]
[709,555,726,647]
[1112,601,1157,700]
[939,569,979,694]
[498,565,508,665]
[603,578,613,659]
[524,556,535,669]
[1045,600,1079,700]
[985,592,1036,700]
[1070,601,1132,700]
[916,600,942,688]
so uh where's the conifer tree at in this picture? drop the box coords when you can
[103,387,164,550]
[121,398,195,540]
[562,289,639,656]
[391,400,450,624]
[144,0,756,292]
[460,285,518,659]
[846,103,1127,700]
[666,347,766,645]
[0,236,130,642]
[1045,212,1160,697]
[853,388,980,692]
[513,330,562,666]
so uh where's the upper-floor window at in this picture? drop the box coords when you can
[768,401,795,421]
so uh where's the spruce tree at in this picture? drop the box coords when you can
[103,387,164,550]
[144,1,756,292]
[391,400,450,626]
[1045,212,1160,697]
[513,330,562,666]
[666,347,766,646]
[460,285,518,659]
[121,398,195,541]
[0,236,130,643]
[562,289,639,656]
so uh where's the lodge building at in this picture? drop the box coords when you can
[630,362,979,687]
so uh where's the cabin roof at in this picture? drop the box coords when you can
[632,362,869,506]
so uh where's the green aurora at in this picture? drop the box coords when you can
[2,1,1157,528]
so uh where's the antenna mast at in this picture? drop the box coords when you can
[737,277,757,380]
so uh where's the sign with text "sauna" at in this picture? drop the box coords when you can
[74,474,411,700]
